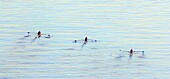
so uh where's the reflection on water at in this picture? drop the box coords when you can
[1,0,170,79]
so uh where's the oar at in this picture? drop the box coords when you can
[119,50,144,52]
[134,51,144,52]
[119,50,145,55]
[31,36,38,43]
[27,31,49,35]
[81,42,87,47]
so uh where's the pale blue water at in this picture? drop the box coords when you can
[0,0,170,79]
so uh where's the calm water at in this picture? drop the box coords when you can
[0,0,170,79]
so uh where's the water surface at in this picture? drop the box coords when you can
[0,0,170,79]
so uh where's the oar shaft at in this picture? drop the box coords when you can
[134,51,144,52]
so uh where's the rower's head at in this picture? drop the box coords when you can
[48,35,50,36]
[74,40,77,43]
[27,32,30,34]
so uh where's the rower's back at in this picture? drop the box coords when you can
[37,31,41,38]
[85,37,87,42]
[130,49,133,55]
